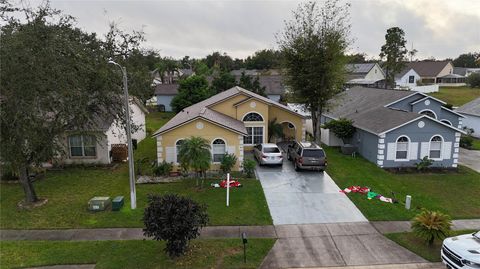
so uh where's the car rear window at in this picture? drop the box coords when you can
[302,149,325,158]
[264,147,280,153]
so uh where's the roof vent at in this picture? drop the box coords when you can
[200,108,206,115]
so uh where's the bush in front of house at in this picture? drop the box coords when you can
[460,135,474,149]
[322,118,356,144]
[152,161,173,176]
[143,194,208,258]
[467,72,480,88]
[242,159,256,178]
[415,156,434,171]
[411,210,452,245]
[220,153,237,175]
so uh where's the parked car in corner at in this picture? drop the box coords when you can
[287,141,327,171]
[441,231,480,269]
[253,143,283,166]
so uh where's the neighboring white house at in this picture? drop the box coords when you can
[395,68,421,88]
[62,97,148,165]
[345,63,386,87]
[456,98,480,138]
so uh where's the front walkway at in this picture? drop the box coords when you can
[459,148,480,172]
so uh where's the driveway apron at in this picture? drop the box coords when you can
[256,158,367,225]
[459,148,480,172]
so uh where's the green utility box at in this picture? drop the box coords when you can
[112,196,124,211]
[88,196,111,211]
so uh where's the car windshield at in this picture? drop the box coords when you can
[264,147,280,153]
[302,149,325,158]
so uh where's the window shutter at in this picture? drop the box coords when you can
[386,143,396,160]
[165,147,175,163]
[420,142,429,158]
[226,146,236,155]
[442,142,452,160]
[409,142,418,160]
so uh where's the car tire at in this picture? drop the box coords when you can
[294,161,300,171]
[287,154,291,161]
[319,169,324,173]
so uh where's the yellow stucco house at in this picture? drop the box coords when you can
[152,86,306,171]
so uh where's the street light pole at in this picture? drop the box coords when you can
[109,60,137,209]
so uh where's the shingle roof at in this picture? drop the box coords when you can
[456,97,480,117]
[153,86,303,136]
[324,87,423,134]
[345,63,376,74]
[259,75,285,95]
[405,61,451,77]
[453,67,468,76]
[154,84,179,95]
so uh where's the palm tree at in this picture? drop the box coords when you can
[268,118,284,142]
[178,136,211,187]
[411,210,452,245]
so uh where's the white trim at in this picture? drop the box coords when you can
[454,147,459,153]
[455,132,461,137]
[441,106,465,118]
[377,160,384,166]
[153,116,247,137]
[453,153,458,158]
[418,109,438,119]
[440,119,452,126]
[452,163,458,168]
[378,144,385,149]
[380,115,466,135]
[174,138,186,164]
[411,95,446,105]
[211,137,227,164]
[428,134,444,161]
[453,159,458,164]
[378,149,384,155]
[243,125,265,146]
[379,138,385,144]
[394,135,411,162]
[280,121,296,130]
[241,111,265,122]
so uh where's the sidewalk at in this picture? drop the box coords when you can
[1,219,479,241]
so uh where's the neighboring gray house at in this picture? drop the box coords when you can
[154,84,180,112]
[345,63,385,87]
[322,87,465,168]
[456,98,480,138]
[453,67,480,78]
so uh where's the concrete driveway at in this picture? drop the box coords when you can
[459,148,480,172]
[256,156,367,225]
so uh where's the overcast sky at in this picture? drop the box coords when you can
[31,0,480,60]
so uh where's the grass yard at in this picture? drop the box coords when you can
[324,146,480,221]
[429,86,480,106]
[472,138,480,150]
[385,230,475,262]
[0,166,271,228]
[0,239,275,269]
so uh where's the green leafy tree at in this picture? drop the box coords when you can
[0,3,140,203]
[268,118,284,142]
[155,57,179,84]
[180,55,191,69]
[192,60,210,76]
[245,49,284,70]
[178,136,211,187]
[467,72,480,88]
[380,27,408,88]
[411,210,452,245]
[453,52,480,68]
[143,194,208,258]
[220,153,237,174]
[238,72,267,96]
[322,118,356,144]
[346,53,367,63]
[242,159,256,178]
[205,51,234,71]
[171,75,212,113]
[210,71,237,93]
[278,0,351,144]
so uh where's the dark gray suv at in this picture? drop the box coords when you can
[287,141,327,171]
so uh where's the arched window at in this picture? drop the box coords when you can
[212,139,226,162]
[440,120,452,126]
[396,136,409,160]
[176,139,184,163]
[420,110,436,119]
[68,135,96,157]
[243,112,263,122]
[288,123,295,129]
[429,136,443,159]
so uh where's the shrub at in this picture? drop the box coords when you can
[411,210,452,245]
[220,153,237,174]
[152,161,173,176]
[242,159,256,178]
[143,194,208,258]
[415,156,433,171]
[460,135,474,149]
[146,127,153,135]
[322,118,356,144]
[467,72,480,88]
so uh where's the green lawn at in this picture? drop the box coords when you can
[0,239,275,269]
[472,138,480,150]
[0,166,271,228]
[324,146,480,221]
[429,86,480,106]
[385,230,475,262]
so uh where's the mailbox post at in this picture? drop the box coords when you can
[242,232,248,263]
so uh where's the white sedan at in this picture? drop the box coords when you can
[442,231,480,269]
[253,143,283,166]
